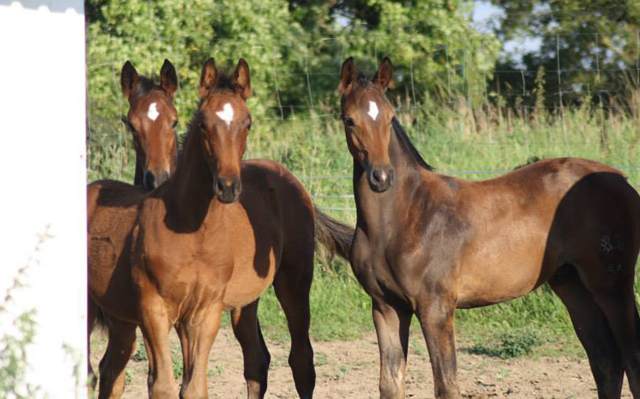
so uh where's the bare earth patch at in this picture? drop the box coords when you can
[90,327,631,398]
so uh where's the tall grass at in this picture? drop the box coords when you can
[87,96,640,350]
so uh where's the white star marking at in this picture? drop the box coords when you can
[216,103,234,127]
[147,102,159,121]
[368,101,379,120]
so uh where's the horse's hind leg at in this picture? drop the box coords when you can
[88,298,99,395]
[273,259,315,398]
[585,270,640,397]
[549,265,623,398]
[97,317,137,399]
[231,300,270,399]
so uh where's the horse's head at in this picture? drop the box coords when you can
[196,58,251,204]
[339,57,395,193]
[121,59,179,191]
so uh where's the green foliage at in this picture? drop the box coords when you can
[86,0,310,134]
[171,347,183,380]
[487,0,640,106]
[0,230,50,398]
[86,0,499,140]
[468,328,543,359]
[0,310,38,398]
[132,342,147,362]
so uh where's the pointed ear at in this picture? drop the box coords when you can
[199,58,218,100]
[373,57,393,90]
[121,61,139,100]
[232,58,251,100]
[160,59,178,98]
[339,57,357,93]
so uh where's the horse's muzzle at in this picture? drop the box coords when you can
[367,166,395,192]
[214,176,242,203]
[143,170,170,191]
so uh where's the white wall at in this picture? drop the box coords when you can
[0,1,87,397]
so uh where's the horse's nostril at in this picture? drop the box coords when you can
[216,179,226,193]
[372,169,388,185]
[372,169,382,184]
[143,172,155,191]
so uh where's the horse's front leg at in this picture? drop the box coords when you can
[372,298,412,399]
[136,283,178,398]
[179,300,224,399]
[416,290,461,399]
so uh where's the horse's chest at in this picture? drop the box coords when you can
[142,225,234,296]
[351,232,413,303]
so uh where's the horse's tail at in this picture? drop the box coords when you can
[92,301,109,332]
[314,205,354,261]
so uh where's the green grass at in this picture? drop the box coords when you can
[88,101,640,358]
[257,260,373,342]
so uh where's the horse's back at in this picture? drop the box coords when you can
[222,160,315,309]
[455,157,640,307]
[87,180,144,322]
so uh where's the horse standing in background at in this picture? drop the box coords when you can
[338,56,640,399]
[87,59,179,396]
[121,59,179,191]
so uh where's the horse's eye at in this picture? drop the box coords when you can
[344,117,355,128]
[172,120,178,129]
[124,119,136,133]
[200,121,207,131]
[247,122,252,131]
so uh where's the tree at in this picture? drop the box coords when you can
[86,0,500,131]
[487,0,640,108]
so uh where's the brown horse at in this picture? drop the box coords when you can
[120,59,179,191]
[88,58,352,399]
[338,56,640,399]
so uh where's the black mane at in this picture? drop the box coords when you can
[391,117,434,171]
[131,75,158,100]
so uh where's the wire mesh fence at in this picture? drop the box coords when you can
[87,18,640,216]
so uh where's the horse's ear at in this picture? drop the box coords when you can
[121,61,139,100]
[232,58,251,100]
[374,57,393,91]
[199,58,218,100]
[339,57,357,93]
[160,59,178,98]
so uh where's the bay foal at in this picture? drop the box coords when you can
[339,56,640,399]
[120,59,179,191]
[88,59,179,395]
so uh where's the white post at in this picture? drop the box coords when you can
[0,1,87,398]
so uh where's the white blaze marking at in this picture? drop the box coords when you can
[216,102,234,127]
[147,102,159,121]
[367,101,379,120]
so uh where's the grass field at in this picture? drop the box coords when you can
[88,99,640,358]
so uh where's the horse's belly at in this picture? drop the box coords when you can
[222,202,280,310]
[456,243,548,308]
[88,208,139,322]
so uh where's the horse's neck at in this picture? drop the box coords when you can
[354,128,429,239]
[163,130,218,230]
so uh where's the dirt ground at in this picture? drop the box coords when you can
[90,327,632,398]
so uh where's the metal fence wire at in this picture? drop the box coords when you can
[87,20,640,213]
